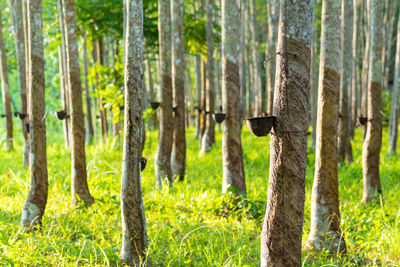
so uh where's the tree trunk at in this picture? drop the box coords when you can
[199,59,207,142]
[194,55,202,139]
[58,46,70,149]
[171,0,186,180]
[155,0,173,188]
[21,0,48,228]
[307,0,346,253]
[62,0,94,206]
[361,0,370,118]
[200,0,216,153]
[83,39,94,144]
[11,0,29,164]
[389,18,400,154]
[310,0,319,148]
[338,0,353,162]
[120,1,149,265]
[350,0,359,138]
[0,11,14,152]
[221,0,245,194]
[266,0,279,116]
[362,0,383,203]
[249,0,262,116]
[260,1,312,266]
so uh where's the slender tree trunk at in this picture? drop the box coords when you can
[266,0,279,116]
[11,0,29,164]
[221,0,245,194]
[120,0,149,265]
[261,1,312,265]
[362,0,383,203]
[21,0,48,228]
[83,39,94,144]
[155,0,173,188]
[194,55,202,139]
[0,12,14,152]
[310,0,319,148]
[62,0,94,206]
[350,0,359,138]
[249,0,262,116]
[58,46,70,149]
[199,59,207,141]
[171,0,186,180]
[338,0,353,162]
[308,0,346,253]
[389,19,400,154]
[200,0,216,153]
[361,0,370,118]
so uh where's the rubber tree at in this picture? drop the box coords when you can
[62,0,94,206]
[20,0,48,228]
[310,0,319,148]
[260,0,312,265]
[83,39,94,144]
[155,0,173,188]
[0,11,14,152]
[171,0,186,180]
[389,18,400,154]
[11,0,29,164]
[200,0,216,153]
[221,0,246,194]
[362,0,383,203]
[266,0,280,116]
[338,0,354,162]
[307,0,346,253]
[120,0,149,264]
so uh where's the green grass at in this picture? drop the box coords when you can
[0,124,399,266]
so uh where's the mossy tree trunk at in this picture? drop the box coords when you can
[21,0,48,228]
[62,0,94,206]
[362,0,383,203]
[260,0,312,265]
[120,0,149,265]
[221,0,245,194]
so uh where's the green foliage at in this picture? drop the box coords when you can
[0,124,399,265]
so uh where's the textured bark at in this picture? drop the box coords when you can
[362,0,383,203]
[83,39,94,144]
[200,0,216,153]
[221,0,245,194]
[249,0,262,116]
[11,0,29,164]
[120,1,149,265]
[350,0,359,138]
[194,55,202,139]
[171,0,186,180]
[260,1,312,266]
[338,0,353,162]
[155,0,173,188]
[361,0,370,118]
[0,11,14,152]
[21,0,48,228]
[62,0,94,206]
[308,0,346,253]
[58,0,71,149]
[266,0,280,116]
[389,18,400,154]
[310,0,319,148]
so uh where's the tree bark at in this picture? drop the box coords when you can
[389,18,400,154]
[0,11,14,152]
[266,0,280,116]
[338,0,353,162]
[221,0,246,194]
[350,0,359,138]
[310,0,319,148]
[361,0,370,118]
[307,0,346,253]
[362,0,383,203]
[120,1,149,265]
[249,0,262,116]
[62,0,94,206]
[200,0,216,153]
[83,39,94,144]
[11,0,29,164]
[194,55,202,139]
[155,0,173,188]
[21,0,48,228]
[260,1,312,266]
[171,0,186,180]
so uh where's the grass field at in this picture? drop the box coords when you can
[0,124,399,266]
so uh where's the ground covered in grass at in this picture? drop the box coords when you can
[0,125,399,266]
